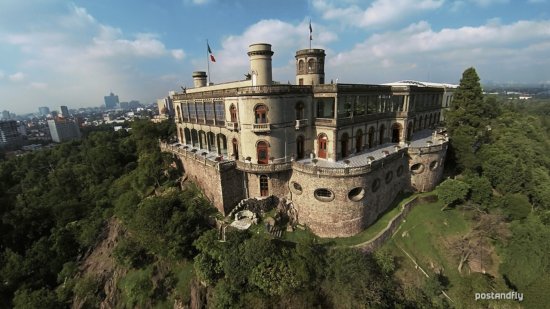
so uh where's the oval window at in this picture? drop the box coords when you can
[410,163,425,174]
[372,179,381,192]
[397,165,404,177]
[291,181,303,195]
[429,161,438,170]
[314,188,335,202]
[348,187,365,202]
[385,171,393,184]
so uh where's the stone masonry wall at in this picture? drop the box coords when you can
[290,154,411,238]
[178,155,244,215]
[408,144,447,192]
[246,171,291,198]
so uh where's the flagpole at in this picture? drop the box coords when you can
[206,39,211,85]
[309,19,312,49]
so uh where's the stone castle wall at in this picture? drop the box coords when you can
[289,152,411,238]
[177,154,244,215]
[408,143,447,192]
[165,141,447,237]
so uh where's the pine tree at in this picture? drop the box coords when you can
[445,67,495,172]
[446,67,485,133]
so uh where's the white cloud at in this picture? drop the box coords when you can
[29,82,48,89]
[9,72,25,82]
[171,49,185,60]
[327,19,550,83]
[184,0,213,5]
[313,0,444,28]
[0,4,187,113]
[469,0,509,6]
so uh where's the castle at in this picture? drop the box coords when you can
[161,43,455,238]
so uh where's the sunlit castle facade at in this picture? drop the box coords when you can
[162,43,455,237]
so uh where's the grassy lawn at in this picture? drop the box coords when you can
[392,200,472,298]
[385,201,515,308]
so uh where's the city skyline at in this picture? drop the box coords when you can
[1,0,550,114]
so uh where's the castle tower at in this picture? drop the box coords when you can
[247,43,274,86]
[192,71,207,88]
[295,49,325,85]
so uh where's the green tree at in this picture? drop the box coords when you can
[12,288,59,309]
[445,67,497,172]
[446,67,485,131]
[497,193,531,221]
[437,179,470,210]
[463,174,493,206]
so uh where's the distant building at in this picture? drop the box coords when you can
[2,110,10,120]
[60,105,70,118]
[0,120,23,148]
[39,106,50,116]
[153,95,175,123]
[104,92,119,109]
[157,96,174,116]
[128,100,141,109]
[48,118,81,143]
[119,102,129,110]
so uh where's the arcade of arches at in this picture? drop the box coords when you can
[182,127,229,155]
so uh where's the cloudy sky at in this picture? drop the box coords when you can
[1,0,549,114]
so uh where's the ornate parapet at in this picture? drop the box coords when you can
[292,149,406,177]
[159,142,236,171]
[235,160,292,173]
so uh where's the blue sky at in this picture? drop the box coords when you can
[1,0,549,114]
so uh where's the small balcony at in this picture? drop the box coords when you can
[252,123,271,133]
[295,119,308,130]
[225,121,239,131]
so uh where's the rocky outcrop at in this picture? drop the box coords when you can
[72,218,127,309]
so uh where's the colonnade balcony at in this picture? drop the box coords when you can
[252,123,271,133]
[293,129,448,176]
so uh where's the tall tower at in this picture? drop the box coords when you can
[248,43,273,86]
[295,49,325,85]
[60,105,69,118]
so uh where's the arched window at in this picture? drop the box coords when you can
[406,123,413,141]
[191,129,199,148]
[260,175,269,196]
[379,124,385,145]
[341,133,349,158]
[355,130,363,153]
[298,60,304,73]
[295,102,304,120]
[232,138,239,159]
[184,128,191,145]
[391,123,402,143]
[368,127,375,149]
[257,141,269,164]
[217,134,227,155]
[229,104,237,122]
[199,131,206,149]
[296,135,305,160]
[255,104,267,124]
[207,132,216,152]
[318,134,328,159]
[307,58,316,72]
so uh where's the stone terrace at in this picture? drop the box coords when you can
[296,129,447,168]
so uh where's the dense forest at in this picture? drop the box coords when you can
[1,67,549,308]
